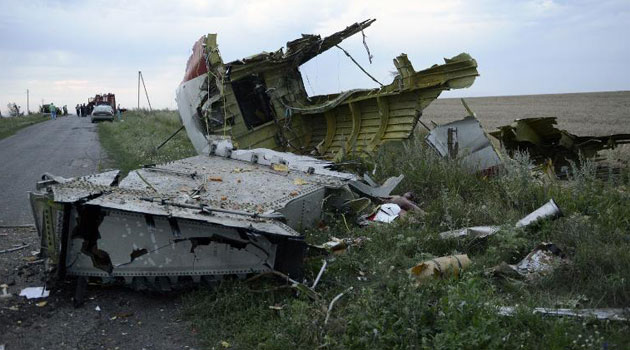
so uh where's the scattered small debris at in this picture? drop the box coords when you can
[440,199,562,239]
[208,176,223,182]
[246,270,320,300]
[409,255,471,285]
[19,287,49,299]
[293,178,307,185]
[36,301,47,307]
[314,237,369,254]
[95,305,102,312]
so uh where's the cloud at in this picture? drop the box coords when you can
[0,0,629,115]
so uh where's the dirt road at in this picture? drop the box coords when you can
[0,116,200,350]
[0,115,107,226]
[0,227,200,350]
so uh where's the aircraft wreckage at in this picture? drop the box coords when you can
[30,20,477,291]
[424,99,630,175]
[176,19,478,160]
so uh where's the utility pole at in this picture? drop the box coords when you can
[137,71,153,111]
[26,89,30,115]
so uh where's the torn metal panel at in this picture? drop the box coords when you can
[498,306,629,321]
[30,145,360,288]
[490,117,630,169]
[176,19,478,160]
[349,174,404,198]
[426,99,501,174]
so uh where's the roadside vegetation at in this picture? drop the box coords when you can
[0,113,48,140]
[99,110,630,349]
[97,109,196,173]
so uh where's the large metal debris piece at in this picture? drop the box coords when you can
[498,306,629,321]
[489,117,630,169]
[176,19,478,160]
[425,99,502,174]
[29,140,362,289]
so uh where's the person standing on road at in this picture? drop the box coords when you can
[49,103,56,120]
[117,104,122,120]
[76,104,80,117]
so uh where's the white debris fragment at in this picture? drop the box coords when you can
[514,244,561,275]
[19,287,49,299]
[372,203,401,223]
[439,225,500,239]
[0,284,11,299]
[498,306,629,321]
[515,199,562,227]
[95,305,101,312]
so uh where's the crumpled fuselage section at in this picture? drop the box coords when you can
[176,19,479,161]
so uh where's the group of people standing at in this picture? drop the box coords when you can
[75,104,92,117]
[47,103,68,120]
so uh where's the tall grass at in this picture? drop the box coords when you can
[97,111,630,348]
[184,135,630,349]
[97,109,196,173]
[0,113,48,140]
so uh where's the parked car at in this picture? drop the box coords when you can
[91,104,115,123]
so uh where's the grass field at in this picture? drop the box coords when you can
[97,109,196,173]
[0,113,48,140]
[99,95,630,349]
